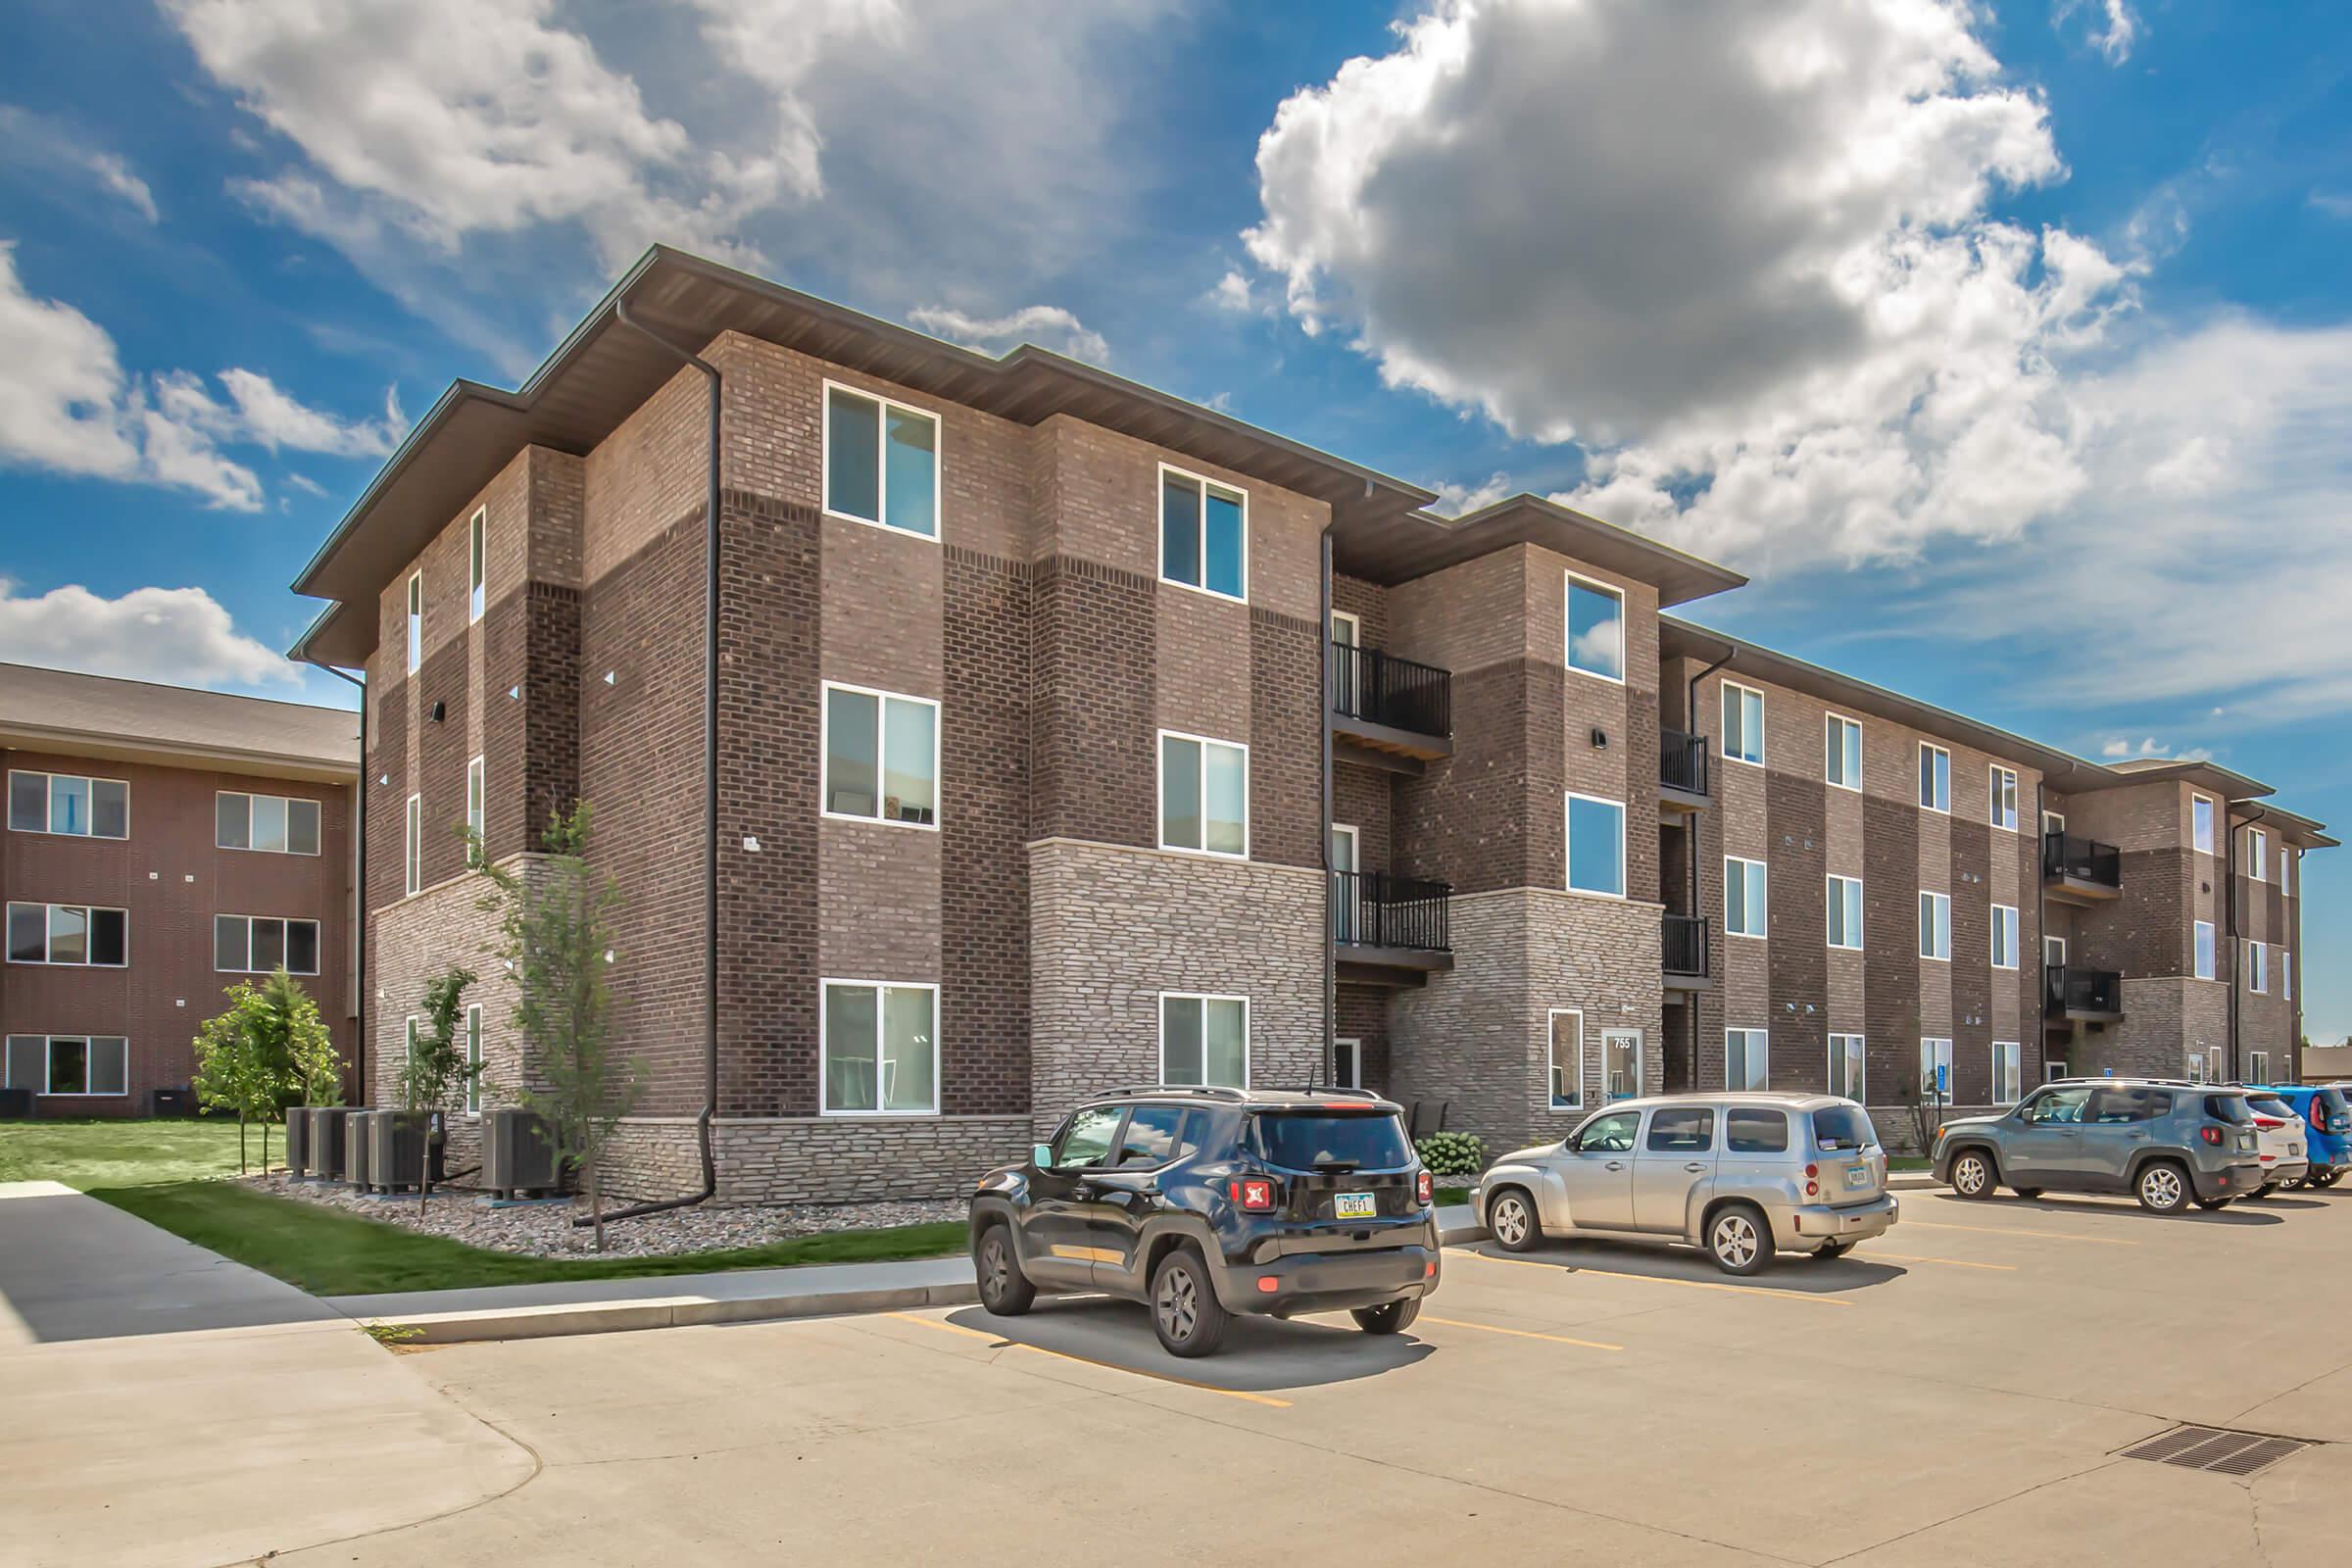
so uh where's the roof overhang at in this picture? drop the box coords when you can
[0,718,358,785]
[1339,493,1746,605]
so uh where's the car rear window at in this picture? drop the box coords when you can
[2247,1095,2295,1119]
[2204,1094,2256,1125]
[1811,1105,1875,1152]
[2319,1089,2352,1120]
[1251,1111,1413,1172]
[1727,1108,1788,1153]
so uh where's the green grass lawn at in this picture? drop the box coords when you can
[12,1117,967,1298]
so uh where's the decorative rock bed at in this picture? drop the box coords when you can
[248,1172,966,1259]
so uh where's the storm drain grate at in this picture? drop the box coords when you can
[2117,1425,2311,1479]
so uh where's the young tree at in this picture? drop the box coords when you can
[472,802,640,1250]
[191,971,339,1173]
[399,964,478,1209]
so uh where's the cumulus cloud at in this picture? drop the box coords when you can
[1209,270,1255,313]
[2100,736,2211,763]
[1428,472,1512,516]
[0,243,402,510]
[0,580,298,689]
[906,303,1110,365]
[2056,0,2139,65]
[0,106,160,222]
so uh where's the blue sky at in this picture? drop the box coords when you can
[2,0,2347,1040]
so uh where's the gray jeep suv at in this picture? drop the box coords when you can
[1931,1079,2264,1212]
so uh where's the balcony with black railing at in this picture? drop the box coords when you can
[1662,912,1711,990]
[1332,869,1453,976]
[1660,727,1710,807]
[2043,831,2122,905]
[2045,963,2124,1022]
[1328,642,1452,764]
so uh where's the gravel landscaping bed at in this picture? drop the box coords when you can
[248,1173,966,1258]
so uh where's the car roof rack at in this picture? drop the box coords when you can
[1098,1084,1252,1102]
[2047,1076,2198,1088]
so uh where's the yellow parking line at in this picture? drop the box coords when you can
[1866,1250,2018,1272]
[1906,1220,2138,1247]
[1420,1314,1623,1351]
[882,1311,1294,1407]
[1456,1249,1853,1306]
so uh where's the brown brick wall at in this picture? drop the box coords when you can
[1766,770,1826,1092]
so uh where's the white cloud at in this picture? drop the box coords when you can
[905,303,1110,365]
[2056,0,2139,65]
[1428,471,1512,516]
[1209,270,1255,313]
[0,106,160,222]
[2310,191,2352,220]
[217,369,405,456]
[2099,736,2211,763]
[0,580,298,689]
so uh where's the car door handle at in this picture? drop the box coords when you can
[1685,1162,1709,1173]
[1604,1161,1625,1171]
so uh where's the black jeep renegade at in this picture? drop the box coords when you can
[968,1086,1441,1357]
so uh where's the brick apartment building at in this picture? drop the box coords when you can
[2,663,359,1115]
[285,246,2330,1199]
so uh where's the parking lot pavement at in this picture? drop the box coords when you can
[230,1189,2352,1565]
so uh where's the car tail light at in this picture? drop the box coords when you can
[2254,1116,2285,1129]
[2200,1126,2224,1146]
[1324,1102,1378,1110]
[1424,1260,1438,1278]
[1256,1276,1280,1294]
[1229,1177,1276,1212]
[1416,1170,1433,1205]
[1805,1163,1819,1178]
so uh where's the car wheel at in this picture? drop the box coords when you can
[2135,1160,2191,1214]
[2318,1170,2342,1189]
[1487,1189,1541,1252]
[974,1223,1036,1317]
[1150,1245,1229,1359]
[2249,1183,2276,1200]
[2285,1173,2310,1191]
[2194,1196,2233,1210]
[1706,1202,1775,1276]
[1808,1241,1851,1261]
[1350,1298,1422,1335]
[2013,1187,2044,1200]
[1949,1149,1997,1200]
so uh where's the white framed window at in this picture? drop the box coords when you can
[1919,891,1951,961]
[214,914,322,976]
[406,569,422,674]
[404,792,422,896]
[8,769,129,838]
[465,1003,484,1115]
[466,757,485,862]
[1565,793,1627,898]
[821,978,941,1113]
[4,1035,128,1097]
[1547,1008,1583,1109]
[1602,1029,1642,1100]
[2248,1051,2272,1084]
[1157,730,1249,858]
[2046,1058,2069,1083]
[1828,1033,1865,1101]
[823,381,941,539]
[2191,795,2215,854]
[1825,713,1862,792]
[1721,681,1765,767]
[2185,1050,2208,1085]
[1991,1042,2022,1104]
[2247,826,2268,879]
[404,1014,417,1072]
[1826,874,1863,951]
[467,507,487,623]
[1918,743,1950,812]
[1920,1037,1954,1101]
[1333,1037,1362,1090]
[1989,765,2019,832]
[1726,856,1768,938]
[1157,463,1248,602]
[216,791,322,856]
[1329,609,1360,646]
[1726,1028,1769,1091]
[2044,809,2066,835]
[2194,919,2216,980]
[2282,952,2293,1003]
[2044,935,2066,967]
[1159,992,1248,1089]
[7,903,127,967]
[822,683,940,828]
[1564,570,1626,683]
[2245,940,2267,994]
[1990,905,2019,969]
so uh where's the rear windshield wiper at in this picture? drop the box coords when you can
[1310,1160,1362,1174]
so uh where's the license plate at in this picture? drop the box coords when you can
[2290,1144,2303,1157]
[1844,1165,1871,1189]
[1333,1192,1378,1219]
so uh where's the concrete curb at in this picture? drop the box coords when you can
[354,1278,983,1345]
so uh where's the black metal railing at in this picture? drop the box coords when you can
[2045,964,2122,1017]
[2043,831,2121,889]
[1331,870,1451,953]
[1661,727,1710,797]
[1328,643,1451,739]
[1663,912,1709,977]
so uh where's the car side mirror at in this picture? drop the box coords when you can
[1031,1143,1054,1170]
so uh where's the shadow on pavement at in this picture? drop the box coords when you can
[1917,1191,2286,1227]
[938,1295,1433,1393]
[1458,1239,1901,1295]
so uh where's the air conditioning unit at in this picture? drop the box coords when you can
[283,1107,311,1176]
[482,1106,564,1199]
[308,1108,351,1180]
[0,1087,29,1120]
[342,1111,376,1189]
[366,1111,436,1194]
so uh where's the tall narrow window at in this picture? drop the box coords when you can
[2246,940,2268,993]
[1919,891,1951,960]
[1991,905,2019,969]
[467,508,487,622]
[1918,743,1950,812]
[1160,993,1249,1089]
[1158,732,1248,858]
[1825,714,1862,791]
[406,570,421,674]
[2282,952,2292,1002]
[821,980,940,1113]
[405,792,422,896]
[1828,1034,1865,1100]
[466,757,485,861]
[1991,1042,2021,1104]
[1920,1038,1955,1100]
[1547,1009,1583,1109]
[1158,466,1247,601]
[1725,857,1767,938]
[2192,795,2215,854]
[2247,827,2268,880]
[1565,793,1627,898]
[465,1004,484,1114]
[822,684,940,827]
[1721,681,1764,766]
[1989,765,2019,832]
[1726,1028,1769,1091]
[824,384,940,538]
[1826,874,1863,950]
[2194,919,2216,980]
[1564,572,1625,682]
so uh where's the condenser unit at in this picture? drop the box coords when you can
[482,1106,564,1199]
[342,1111,375,1188]
[283,1107,311,1176]
[308,1108,351,1180]
[366,1112,434,1194]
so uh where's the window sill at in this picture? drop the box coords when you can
[1156,575,1250,608]
[816,1108,944,1119]
[822,507,940,543]
[821,810,942,834]
[1156,842,1251,863]
[1564,662,1626,687]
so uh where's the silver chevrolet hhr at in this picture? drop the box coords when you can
[1472,1093,1898,1274]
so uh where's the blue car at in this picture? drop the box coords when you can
[2249,1085,2352,1188]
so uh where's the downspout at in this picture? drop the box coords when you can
[1683,641,1735,1088]
[2226,804,2269,1084]
[589,299,720,1222]
[1319,523,1336,1088]
[318,662,368,1102]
